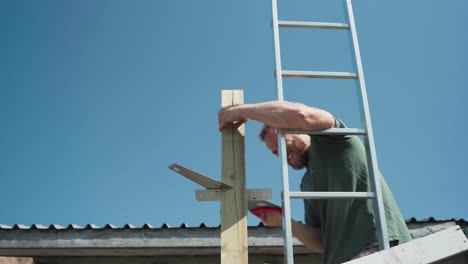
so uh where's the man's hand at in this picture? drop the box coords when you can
[257,210,325,253]
[218,105,248,131]
[258,211,282,227]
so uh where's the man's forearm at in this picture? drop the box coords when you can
[255,211,323,253]
[232,101,334,130]
[291,220,324,253]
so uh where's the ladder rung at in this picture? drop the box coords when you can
[278,20,350,30]
[284,128,366,136]
[282,70,358,79]
[290,191,375,199]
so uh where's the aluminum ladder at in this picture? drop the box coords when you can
[271,0,390,263]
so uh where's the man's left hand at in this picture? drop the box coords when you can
[218,105,248,131]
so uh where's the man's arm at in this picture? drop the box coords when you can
[259,211,324,253]
[218,101,334,131]
[292,220,324,253]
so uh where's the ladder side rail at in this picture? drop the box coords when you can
[271,0,295,263]
[344,0,390,250]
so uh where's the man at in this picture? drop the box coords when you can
[218,101,411,264]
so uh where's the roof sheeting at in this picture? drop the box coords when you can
[0,218,465,230]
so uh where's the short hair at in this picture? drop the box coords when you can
[259,124,272,142]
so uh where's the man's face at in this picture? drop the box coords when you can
[263,128,310,170]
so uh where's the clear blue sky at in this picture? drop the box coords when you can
[1,0,466,228]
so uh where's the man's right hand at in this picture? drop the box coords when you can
[258,211,283,227]
[259,210,325,253]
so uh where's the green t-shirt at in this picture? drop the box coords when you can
[301,118,411,264]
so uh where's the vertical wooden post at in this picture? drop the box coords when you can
[221,90,248,264]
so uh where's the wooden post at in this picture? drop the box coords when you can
[220,90,248,264]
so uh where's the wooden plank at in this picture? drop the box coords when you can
[407,221,456,238]
[31,255,324,264]
[0,257,33,264]
[220,90,248,264]
[196,189,271,201]
[0,227,310,256]
[34,256,223,264]
[0,246,314,258]
[344,225,468,263]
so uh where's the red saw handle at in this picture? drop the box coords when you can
[250,207,283,218]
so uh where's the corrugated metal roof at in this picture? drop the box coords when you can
[0,219,466,258]
[406,217,467,223]
[0,218,465,230]
[0,223,213,230]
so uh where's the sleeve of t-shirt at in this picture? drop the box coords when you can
[304,199,321,227]
[312,116,352,144]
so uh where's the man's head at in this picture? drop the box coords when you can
[259,125,311,170]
